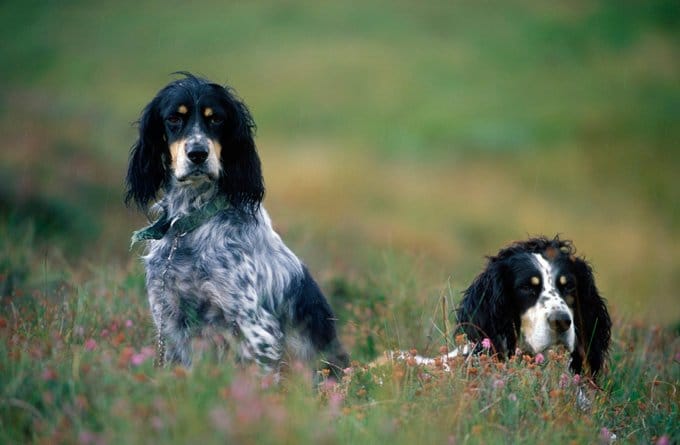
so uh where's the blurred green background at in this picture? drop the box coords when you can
[1,0,678,324]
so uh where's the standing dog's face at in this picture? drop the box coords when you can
[161,91,225,183]
[125,73,264,213]
[457,237,611,377]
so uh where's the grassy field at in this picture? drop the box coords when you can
[1,0,679,443]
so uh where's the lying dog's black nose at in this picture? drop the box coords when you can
[548,312,572,333]
[186,143,209,164]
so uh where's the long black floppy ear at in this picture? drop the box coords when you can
[125,96,168,209]
[216,86,265,214]
[457,260,517,356]
[571,256,611,377]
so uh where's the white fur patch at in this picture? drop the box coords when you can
[520,254,576,353]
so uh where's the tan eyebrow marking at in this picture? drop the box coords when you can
[531,276,540,286]
[559,275,567,285]
[204,107,213,117]
[178,105,188,114]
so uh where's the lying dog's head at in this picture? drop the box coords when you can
[125,72,264,212]
[457,236,611,377]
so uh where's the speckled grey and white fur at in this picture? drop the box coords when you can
[126,74,348,379]
[144,183,347,374]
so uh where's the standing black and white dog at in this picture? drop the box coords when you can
[125,73,348,378]
[457,236,611,377]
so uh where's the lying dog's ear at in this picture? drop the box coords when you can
[215,85,265,214]
[457,259,517,356]
[125,96,168,209]
[571,256,611,377]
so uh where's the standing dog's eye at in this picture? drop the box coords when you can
[166,115,182,126]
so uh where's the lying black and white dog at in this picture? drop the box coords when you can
[457,236,611,377]
[390,237,611,379]
[125,73,348,378]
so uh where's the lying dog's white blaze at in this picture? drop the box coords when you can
[169,129,222,181]
[520,253,576,354]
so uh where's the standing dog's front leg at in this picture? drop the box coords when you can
[236,308,284,374]
[149,291,192,368]
[163,327,193,367]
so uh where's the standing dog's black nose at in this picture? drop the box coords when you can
[186,142,209,164]
[548,312,572,333]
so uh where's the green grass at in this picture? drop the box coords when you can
[0,0,679,443]
[0,229,677,444]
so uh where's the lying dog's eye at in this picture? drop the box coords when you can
[519,285,537,295]
[558,275,575,292]
[209,116,224,126]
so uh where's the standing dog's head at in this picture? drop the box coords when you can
[125,72,264,213]
[457,236,611,377]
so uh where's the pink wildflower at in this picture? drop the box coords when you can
[209,407,231,433]
[656,435,670,445]
[534,353,545,364]
[481,338,492,349]
[78,431,97,445]
[41,368,57,381]
[599,427,613,444]
[559,372,578,388]
[327,392,345,417]
[84,338,97,351]
[230,375,255,402]
[130,353,148,366]
[151,416,164,431]
[140,346,155,357]
[125,319,134,328]
[100,329,109,338]
[260,372,279,389]
[320,379,338,391]
[573,374,581,385]
[508,393,517,402]
[493,379,505,390]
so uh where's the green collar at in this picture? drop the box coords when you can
[130,196,229,248]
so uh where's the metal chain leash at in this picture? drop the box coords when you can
[154,233,184,367]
